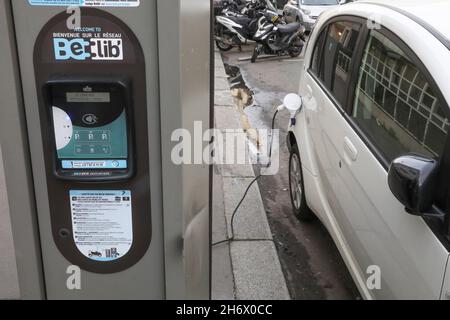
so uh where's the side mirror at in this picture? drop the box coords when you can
[388,154,439,215]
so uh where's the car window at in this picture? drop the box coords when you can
[352,30,449,163]
[310,28,327,77]
[312,21,361,106]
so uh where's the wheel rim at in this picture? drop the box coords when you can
[217,41,229,50]
[290,153,303,210]
[217,34,233,49]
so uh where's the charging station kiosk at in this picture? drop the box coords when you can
[0,0,212,299]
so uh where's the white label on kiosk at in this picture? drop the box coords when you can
[70,190,133,262]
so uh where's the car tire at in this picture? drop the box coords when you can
[289,144,315,222]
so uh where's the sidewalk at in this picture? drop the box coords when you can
[212,50,290,300]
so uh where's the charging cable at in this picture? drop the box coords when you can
[212,110,279,247]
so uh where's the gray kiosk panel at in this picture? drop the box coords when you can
[11,1,165,299]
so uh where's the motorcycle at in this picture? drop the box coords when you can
[220,0,248,16]
[214,0,273,51]
[251,10,306,63]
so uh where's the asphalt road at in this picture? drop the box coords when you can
[221,45,361,300]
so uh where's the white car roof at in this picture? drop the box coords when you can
[356,0,450,49]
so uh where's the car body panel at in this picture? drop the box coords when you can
[295,79,376,299]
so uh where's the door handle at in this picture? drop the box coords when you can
[343,137,358,162]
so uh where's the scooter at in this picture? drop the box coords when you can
[214,0,272,51]
[251,10,306,62]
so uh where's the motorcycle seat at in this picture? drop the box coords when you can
[228,15,252,26]
[277,22,301,34]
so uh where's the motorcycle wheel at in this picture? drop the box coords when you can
[288,47,302,58]
[288,36,303,58]
[215,24,234,51]
[216,39,233,51]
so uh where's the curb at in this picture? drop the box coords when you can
[212,50,290,300]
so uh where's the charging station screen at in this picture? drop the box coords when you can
[66,92,111,103]
[50,83,129,172]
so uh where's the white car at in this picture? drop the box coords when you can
[284,0,340,31]
[285,0,450,299]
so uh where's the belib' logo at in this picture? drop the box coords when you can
[53,38,123,61]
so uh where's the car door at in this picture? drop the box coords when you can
[305,19,450,299]
[302,18,371,290]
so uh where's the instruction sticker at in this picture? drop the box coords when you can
[70,190,133,262]
[29,0,140,7]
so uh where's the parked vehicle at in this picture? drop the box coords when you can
[251,10,306,62]
[283,0,302,24]
[214,0,225,16]
[285,0,450,299]
[214,0,247,16]
[214,0,247,18]
[290,0,340,32]
[215,0,274,51]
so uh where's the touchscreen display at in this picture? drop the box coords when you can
[50,83,128,171]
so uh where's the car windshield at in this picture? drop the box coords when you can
[301,0,338,5]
